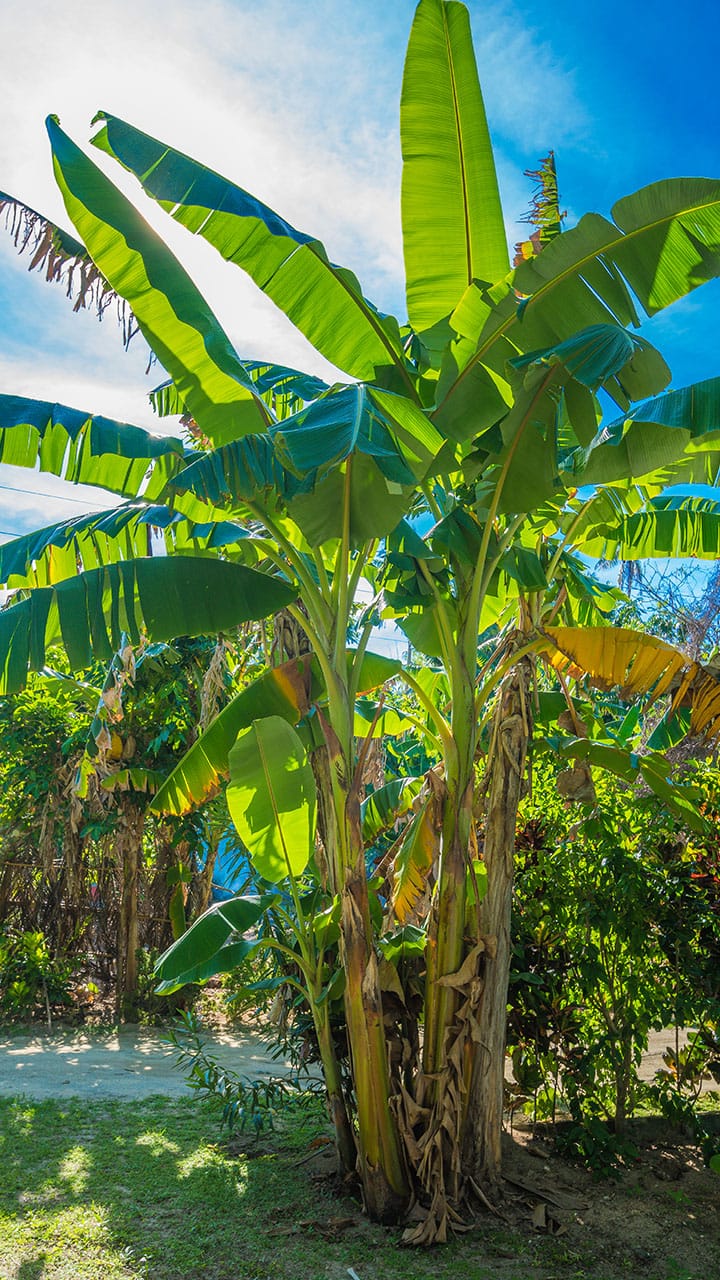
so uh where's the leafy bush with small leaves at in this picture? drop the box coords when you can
[509,761,720,1170]
[0,929,76,1022]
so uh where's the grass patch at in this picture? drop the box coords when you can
[0,1095,717,1280]
[0,1095,531,1280]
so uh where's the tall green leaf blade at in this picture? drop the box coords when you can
[47,117,270,446]
[0,558,297,694]
[91,113,408,385]
[227,716,316,883]
[401,0,508,330]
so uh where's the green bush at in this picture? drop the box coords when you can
[508,763,720,1170]
[0,929,75,1023]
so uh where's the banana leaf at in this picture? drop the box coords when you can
[227,716,316,883]
[152,647,400,817]
[155,895,267,994]
[0,502,251,589]
[570,376,720,485]
[0,557,297,694]
[400,0,508,330]
[91,112,410,386]
[47,116,271,446]
[439,177,720,429]
[0,190,137,346]
[0,394,187,501]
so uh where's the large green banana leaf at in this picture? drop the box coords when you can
[569,375,720,485]
[152,655,315,816]
[155,895,266,994]
[492,324,670,513]
[0,502,252,589]
[227,716,316,883]
[152,648,401,817]
[150,361,330,424]
[90,113,410,387]
[581,494,720,560]
[271,384,443,483]
[509,324,671,408]
[170,384,445,543]
[400,0,508,331]
[0,558,296,694]
[47,117,271,446]
[0,394,187,500]
[439,177,720,428]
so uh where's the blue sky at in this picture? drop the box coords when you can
[0,0,719,540]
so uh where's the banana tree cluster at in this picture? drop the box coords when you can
[2,0,720,1238]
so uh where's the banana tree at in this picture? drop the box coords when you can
[3,0,720,1236]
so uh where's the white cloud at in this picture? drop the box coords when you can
[0,0,589,425]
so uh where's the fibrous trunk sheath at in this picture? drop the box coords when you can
[466,648,532,1186]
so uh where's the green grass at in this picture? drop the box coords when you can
[0,1095,715,1280]
[0,1095,540,1280]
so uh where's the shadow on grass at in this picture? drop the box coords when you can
[16,1257,48,1280]
[0,1094,361,1280]
[1,1095,522,1280]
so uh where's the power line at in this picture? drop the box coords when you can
[0,480,107,507]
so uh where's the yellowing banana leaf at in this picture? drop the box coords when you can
[91,113,409,386]
[390,796,440,924]
[47,117,270,446]
[0,394,187,501]
[0,558,296,694]
[545,625,720,742]
[546,626,687,700]
[227,716,316,884]
[400,0,508,331]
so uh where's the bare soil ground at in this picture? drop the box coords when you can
[0,1026,293,1099]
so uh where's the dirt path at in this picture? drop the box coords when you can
[0,1025,694,1102]
[0,1027,296,1100]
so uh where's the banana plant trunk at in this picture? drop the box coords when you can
[466,646,533,1187]
[115,797,144,1021]
[339,779,410,1222]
